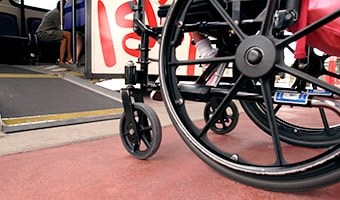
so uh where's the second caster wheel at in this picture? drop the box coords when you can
[204,99,239,135]
[120,102,162,159]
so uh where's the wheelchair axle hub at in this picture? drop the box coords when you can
[246,47,263,65]
[235,36,276,78]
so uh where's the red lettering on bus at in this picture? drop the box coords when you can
[122,33,140,57]
[115,2,132,28]
[187,33,197,76]
[116,1,158,57]
[158,0,167,5]
[98,0,116,67]
[97,0,198,73]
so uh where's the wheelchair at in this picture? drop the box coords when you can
[120,0,340,192]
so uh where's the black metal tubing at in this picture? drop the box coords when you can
[121,89,138,138]
[138,31,150,88]
[129,0,162,89]
[121,0,162,134]
[121,86,145,133]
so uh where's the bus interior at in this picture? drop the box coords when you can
[0,0,123,133]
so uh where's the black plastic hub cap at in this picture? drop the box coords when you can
[235,36,276,78]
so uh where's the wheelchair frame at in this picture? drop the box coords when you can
[119,0,340,192]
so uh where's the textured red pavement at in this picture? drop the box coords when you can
[0,114,339,200]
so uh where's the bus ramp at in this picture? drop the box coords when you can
[0,65,123,133]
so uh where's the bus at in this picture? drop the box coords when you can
[0,0,201,80]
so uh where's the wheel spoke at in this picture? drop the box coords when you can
[169,56,235,68]
[275,64,340,95]
[311,84,333,136]
[260,78,285,165]
[133,140,140,152]
[259,0,279,36]
[217,115,228,129]
[276,9,340,49]
[140,125,152,132]
[318,107,332,136]
[273,104,282,114]
[141,134,151,148]
[210,0,247,40]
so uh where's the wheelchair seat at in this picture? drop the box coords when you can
[158,0,227,20]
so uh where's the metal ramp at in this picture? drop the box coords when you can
[0,65,123,133]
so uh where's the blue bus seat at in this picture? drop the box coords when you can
[0,12,30,64]
[27,17,60,64]
[27,17,42,35]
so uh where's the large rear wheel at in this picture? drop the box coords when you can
[159,0,340,192]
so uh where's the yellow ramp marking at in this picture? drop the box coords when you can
[67,71,84,77]
[0,74,58,78]
[2,108,123,125]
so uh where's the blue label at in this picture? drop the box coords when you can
[274,91,308,105]
[306,89,332,96]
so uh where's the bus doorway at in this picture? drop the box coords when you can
[0,0,122,133]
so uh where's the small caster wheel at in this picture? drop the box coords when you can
[120,102,162,159]
[204,100,239,135]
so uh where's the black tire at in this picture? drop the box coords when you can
[120,103,162,159]
[159,0,340,192]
